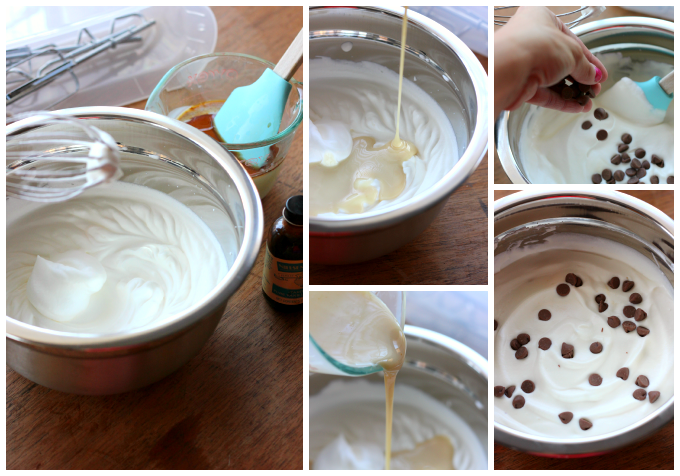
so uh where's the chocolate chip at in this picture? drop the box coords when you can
[577,95,590,106]
[591,173,602,184]
[637,326,650,337]
[621,133,632,144]
[561,86,574,100]
[510,339,521,350]
[623,305,636,318]
[642,160,650,170]
[616,367,629,380]
[561,343,574,359]
[635,375,649,388]
[622,321,637,333]
[618,143,629,153]
[651,154,662,164]
[595,294,606,304]
[538,337,552,350]
[589,374,603,386]
[651,175,659,184]
[598,301,609,313]
[607,277,620,289]
[494,320,498,330]
[590,342,603,354]
[668,176,674,184]
[634,308,647,321]
[614,170,625,181]
[631,158,642,170]
[521,380,535,393]
[596,130,608,141]
[648,391,660,403]
[611,154,622,165]
[565,273,583,287]
[601,169,612,181]
[621,152,631,163]
[633,389,647,401]
[625,168,637,177]
[494,386,505,397]
[581,120,592,130]
[606,178,616,184]
[559,412,573,424]
[512,395,525,409]
[635,148,646,158]
[538,309,552,321]
[517,333,530,346]
[622,280,635,292]
[579,418,593,430]
[607,316,621,328]
[505,385,516,398]
[627,177,639,184]
[629,293,642,304]
[515,347,528,359]
[556,284,570,296]
[594,108,608,120]
[637,168,646,179]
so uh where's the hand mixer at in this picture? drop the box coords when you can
[494,6,605,27]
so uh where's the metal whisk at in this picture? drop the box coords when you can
[494,6,605,28]
[6,112,122,202]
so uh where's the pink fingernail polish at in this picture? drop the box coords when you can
[594,66,602,83]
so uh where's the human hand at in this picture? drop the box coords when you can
[494,7,608,117]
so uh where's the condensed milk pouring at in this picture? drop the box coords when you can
[309,8,417,216]
[309,291,406,469]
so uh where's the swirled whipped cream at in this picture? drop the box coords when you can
[6,182,228,334]
[309,58,459,220]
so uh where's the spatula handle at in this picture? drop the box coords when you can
[273,29,303,82]
[659,70,674,95]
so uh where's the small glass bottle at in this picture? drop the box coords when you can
[262,195,303,311]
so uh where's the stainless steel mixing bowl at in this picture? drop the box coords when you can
[6,107,263,395]
[310,325,489,468]
[309,6,488,264]
[496,17,674,183]
[494,190,674,455]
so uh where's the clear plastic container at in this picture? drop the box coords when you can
[6,6,217,114]
[624,6,675,21]
[411,6,488,56]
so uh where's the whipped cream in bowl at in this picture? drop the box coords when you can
[7,182,229,334]
[309,6,488,264]
[310,58,458,218]
[518,54,674,184]
[310,325,489,470]
[6,107,263,394]
[496,233,673,437]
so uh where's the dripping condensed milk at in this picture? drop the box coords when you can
[309,291,454,470]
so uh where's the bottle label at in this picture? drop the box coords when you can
[262,244,303,305]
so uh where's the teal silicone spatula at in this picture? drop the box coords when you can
[636,70,674,111]
[213,29,303,145]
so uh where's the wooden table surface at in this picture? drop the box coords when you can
[6,6,303,470]
[310,54,489,285]
[493,189,674,470]
[493,6,674,183]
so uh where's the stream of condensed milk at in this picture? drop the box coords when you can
[309,6,418,217]
[309,291,406,470]
[392,6,409,149]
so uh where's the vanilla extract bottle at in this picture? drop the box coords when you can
[262,195,303,311]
